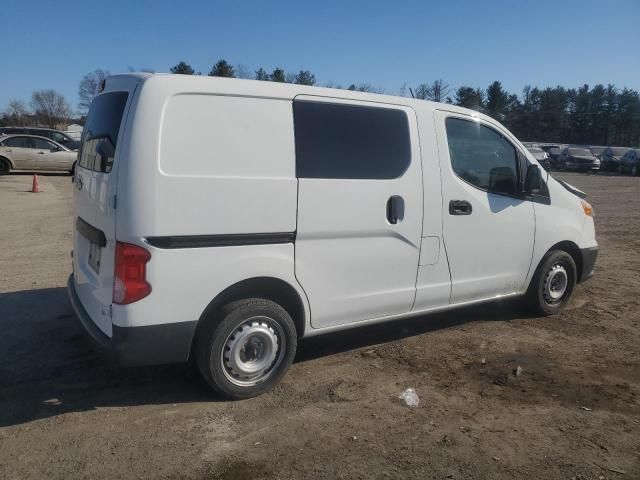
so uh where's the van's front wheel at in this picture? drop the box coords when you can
[527,250,577,316]
[196,298,297,399]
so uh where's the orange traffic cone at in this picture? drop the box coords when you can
[31,174,40,193]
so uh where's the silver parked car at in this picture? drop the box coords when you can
[557,147,601,172]
[0,134,77,175]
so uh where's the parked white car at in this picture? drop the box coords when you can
[0,134,77,174]
[68,73,598,399]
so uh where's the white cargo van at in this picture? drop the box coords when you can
[68,73,598,399]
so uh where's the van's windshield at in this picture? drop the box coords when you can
[78,92,129,173]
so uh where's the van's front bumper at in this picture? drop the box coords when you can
[67,274,197,366]
[579,247,598,283]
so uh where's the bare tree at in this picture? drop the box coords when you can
[30,90,71,128]
[235,64,252,79]
[346,83,385,93]
[427,79,451,102]
[4,99,29,126]
[414,83,430,99]
[285,72,297,84]
[78,69,110,114]
[413,79,451,102]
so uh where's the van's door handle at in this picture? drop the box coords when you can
[449,200,472,215]
[387,195,405,224]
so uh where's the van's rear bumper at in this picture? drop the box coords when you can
[67,274,197,366]
[579,247,598,283]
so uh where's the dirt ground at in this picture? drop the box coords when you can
[0,171,638,480]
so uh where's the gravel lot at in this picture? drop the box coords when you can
[0,172,638,480]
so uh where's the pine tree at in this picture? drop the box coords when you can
[208,59,235,77]
[170,62,195,75]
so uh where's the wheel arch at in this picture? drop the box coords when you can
[0,155,14,170]
[546,240,582,282]
[189,276,307,360]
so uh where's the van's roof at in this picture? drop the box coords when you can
[108,72,493,123]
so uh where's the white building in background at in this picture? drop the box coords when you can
[65,123,83,140]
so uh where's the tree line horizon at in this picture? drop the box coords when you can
[2,58,639,147]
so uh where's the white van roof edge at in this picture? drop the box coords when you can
[107,72,493,123]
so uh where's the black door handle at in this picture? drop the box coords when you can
[387,196,405,224]
[449,200,472,215]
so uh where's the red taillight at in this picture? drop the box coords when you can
[113,242,151,304]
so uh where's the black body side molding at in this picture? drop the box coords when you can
[146,232,296,249]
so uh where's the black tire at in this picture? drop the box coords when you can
[632,165,638,177]
[196,298,297,399]
[526,250,577,316]
[70,161,76,177]
[0,158,10,176]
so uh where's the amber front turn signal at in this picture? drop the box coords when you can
[581,199,594,217]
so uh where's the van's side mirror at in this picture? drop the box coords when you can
[524,164,542,195]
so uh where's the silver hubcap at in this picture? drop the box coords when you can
[543,264,568,303]
[221,316,284,387]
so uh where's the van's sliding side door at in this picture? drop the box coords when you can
[293,96,423,329]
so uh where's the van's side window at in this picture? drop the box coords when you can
[445,117,520,196]
[293,101,411,179]
[79,92,128,173]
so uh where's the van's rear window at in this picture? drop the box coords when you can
[78,92,128,173]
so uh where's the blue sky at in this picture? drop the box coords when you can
[0,0,638,113]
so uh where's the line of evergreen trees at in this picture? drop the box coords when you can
[172,59,640,147]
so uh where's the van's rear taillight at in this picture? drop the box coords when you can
[113,242,151,304]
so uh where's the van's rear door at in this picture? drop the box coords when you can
[72,81,136,337]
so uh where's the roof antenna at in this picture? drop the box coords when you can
[409,88,415,98]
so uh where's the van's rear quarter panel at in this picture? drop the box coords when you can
[111,243,302,328]
[118,82,297,238]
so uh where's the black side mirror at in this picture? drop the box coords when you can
[524,164,542,195]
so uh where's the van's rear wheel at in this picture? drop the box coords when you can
[196,298,297,399]
[526,250,577,316]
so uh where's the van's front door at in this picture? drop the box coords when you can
[435,111,535,303]
[72,88,133,337]
[293,97,423,329]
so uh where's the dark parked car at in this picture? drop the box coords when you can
[0,127,80,151]
[526,146,551,170]
[557,147,600,172]
[618,149,640,176]
[599,147,631,171]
